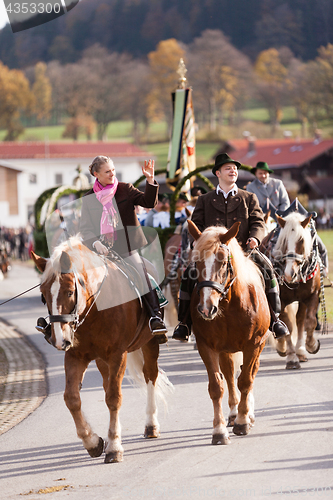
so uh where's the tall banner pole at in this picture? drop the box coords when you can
[166,59,196,194]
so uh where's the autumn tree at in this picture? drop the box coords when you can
[47,60,97,139]
[306,44,333,125]
[254,47,291,134]
[148,38,185,126]
[0,62,35,141]
[81,45,133,140]
[32,62,52,123]
[187,30,252,132]
[121,59,153,144]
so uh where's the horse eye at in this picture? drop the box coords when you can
[68,291,74,297]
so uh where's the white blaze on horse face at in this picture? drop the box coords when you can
[284,232,299,282]
[201,253,216,313]
[50,279,64,349]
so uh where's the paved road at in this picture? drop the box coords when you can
[0,261,332,500]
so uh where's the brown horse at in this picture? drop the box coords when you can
[0,247,10,279]
[31,237,172,463]
[260,212,321,369]
[187,220,270,444]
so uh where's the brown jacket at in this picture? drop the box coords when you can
[79,181,158,254]
[191,188,266,249]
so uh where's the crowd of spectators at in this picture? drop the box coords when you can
[0,226,34,260]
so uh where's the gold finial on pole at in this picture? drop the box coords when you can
[177,58,187,89]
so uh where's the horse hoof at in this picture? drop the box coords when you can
[306,339,320,355]
[212,433,231,445]
[144,425,160,439]
[286,360,301,370]
[227,416,236,427]
[297,354,308,362]
[104,451,123,463]
[87,437,104,458]
[233,423,251,436]
[276,349,287,358]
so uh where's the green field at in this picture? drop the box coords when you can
[317,230,333,324]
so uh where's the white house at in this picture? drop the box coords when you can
[0,141,153,227]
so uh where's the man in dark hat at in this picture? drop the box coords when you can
[246,161,290,212]
[172,153,289,342]
[190,186,207,197]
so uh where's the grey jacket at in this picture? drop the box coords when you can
[246,177,290,211]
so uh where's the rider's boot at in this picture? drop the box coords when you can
[142,289,168,344]
[172,293,192,342]
[267,287,289,339]
[251,248,289,339]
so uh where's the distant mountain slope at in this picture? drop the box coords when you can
[0,0,332,68]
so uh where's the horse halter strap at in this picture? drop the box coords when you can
[196,243,236,299]
[47,269,82,327]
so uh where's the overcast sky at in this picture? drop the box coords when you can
[0,1,9,29]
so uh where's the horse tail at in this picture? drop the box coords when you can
[232,351,243,379]
[126,350,174,409]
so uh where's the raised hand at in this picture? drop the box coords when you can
[142,159,155,184]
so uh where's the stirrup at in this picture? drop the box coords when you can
[271,319,289,339]
[172,322,190,342]
[149,316,167,334]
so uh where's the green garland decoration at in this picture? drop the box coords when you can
[169,165,215,224]
[34,186,59,231]
[133,168,167,188]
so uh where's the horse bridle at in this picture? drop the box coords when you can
[196,243,236,299]
[37,261,108,338]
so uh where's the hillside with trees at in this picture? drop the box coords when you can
[2,30,333,143]
[0,0,333,68]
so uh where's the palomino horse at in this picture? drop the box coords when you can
[31,237,172,463]
[187,220,270,444]
[260,212,321,370]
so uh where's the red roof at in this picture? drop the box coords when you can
[0,141,150,159]
[226,138,333,168]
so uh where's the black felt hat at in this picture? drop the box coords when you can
[212,153,241,176]
[190,186,207,196]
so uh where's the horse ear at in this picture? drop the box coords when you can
[60,251,72,274]
[31,251,47,273]
[220,222,240,245]
[301,214,312,228]
[276,215,286,228]
[185,206,192,218]
[188,219,201,240]
[264,210,271,224]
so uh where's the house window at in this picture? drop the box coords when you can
[55,173,63,185]
[29,173,37,184]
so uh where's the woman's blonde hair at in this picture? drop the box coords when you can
[88,156,114,176]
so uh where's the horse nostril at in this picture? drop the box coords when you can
[63,340,72,351]
[210,306,218,316]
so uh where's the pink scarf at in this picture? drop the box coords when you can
[93,178,119,243]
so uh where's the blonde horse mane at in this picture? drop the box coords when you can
[273,213,313,259]
[192,226,263,290]
[41,236,104,283]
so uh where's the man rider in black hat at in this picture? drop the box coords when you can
[172,153,290,342]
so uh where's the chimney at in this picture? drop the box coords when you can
[247,136,256,154]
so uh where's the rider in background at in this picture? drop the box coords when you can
[246,161,290,212]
